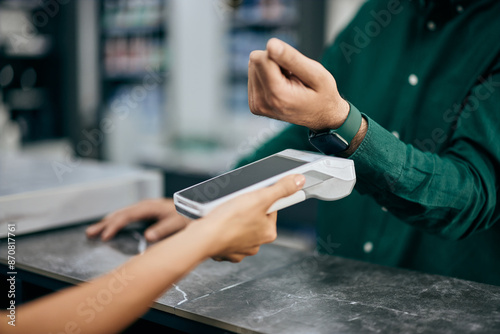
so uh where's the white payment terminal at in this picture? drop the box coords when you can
[174,149,356,219]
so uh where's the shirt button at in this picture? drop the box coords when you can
[381,206,388,212]
[427,21,436,31]
[456,5,464,13]
[363,241,373,253]
[408,74,419,86]
[391,131,400,139]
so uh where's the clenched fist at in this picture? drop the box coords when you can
[248,38,350,132]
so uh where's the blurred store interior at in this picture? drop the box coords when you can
[0,0,363,246]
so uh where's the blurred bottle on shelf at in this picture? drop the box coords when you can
[99,0,169,165]
[233,0,297,25]
[103,0,163,30]
[104,35,165,78]
[101,0,167,79]
[0,90,21,152]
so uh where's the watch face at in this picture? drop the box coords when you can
[309,132,349,155]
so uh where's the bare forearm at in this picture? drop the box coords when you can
[2,222,216,334]
[0,174,299,334]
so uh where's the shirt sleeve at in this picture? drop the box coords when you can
[350,61,500,240]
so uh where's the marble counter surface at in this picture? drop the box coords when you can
[1,224,499,334]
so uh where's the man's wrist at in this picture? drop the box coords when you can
[330,99,351,130]
[308,101,363,156]
[309,99,350,132]
[338,116,368,157]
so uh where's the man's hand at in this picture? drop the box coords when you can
[248,38,350,132]
[86,199,189,242]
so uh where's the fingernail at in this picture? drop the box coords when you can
[295,175,306,187]
[145,230,157,242]
[86,226,96,233]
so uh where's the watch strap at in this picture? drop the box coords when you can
[331,102,362,145]
[308,102,363,155]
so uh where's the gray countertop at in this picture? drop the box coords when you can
[1,224,500,334]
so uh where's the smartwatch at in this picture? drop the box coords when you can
[308,102,362,156]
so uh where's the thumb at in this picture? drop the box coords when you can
[259,174,306,206]
[266,38,325,90]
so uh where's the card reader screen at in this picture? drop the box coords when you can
[178,156,306,203]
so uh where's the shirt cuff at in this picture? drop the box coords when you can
[348,114,407,195]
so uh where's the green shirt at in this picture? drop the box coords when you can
[237,0,500,285]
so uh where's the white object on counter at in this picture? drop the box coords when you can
[0,154,163,237]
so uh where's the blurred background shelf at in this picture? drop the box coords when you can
[103,25,164,36]
[0,0,364,236]
[0,0,66,147]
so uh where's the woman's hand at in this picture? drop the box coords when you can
[200,174,306,262]
[86,198,189,242]
[85,172,305,264]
